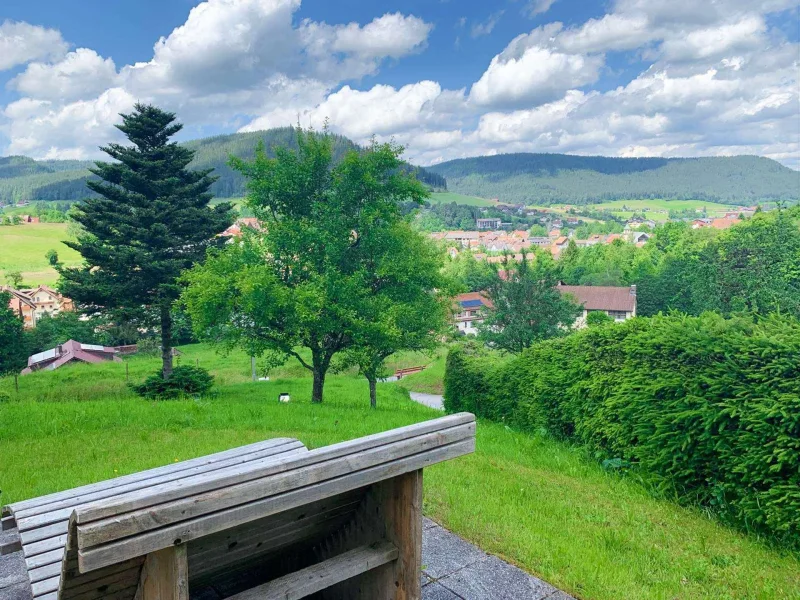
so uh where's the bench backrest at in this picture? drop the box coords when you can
[2,438,307,600]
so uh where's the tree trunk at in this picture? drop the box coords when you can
[368,375,377,409]
[160,303,173,380]
[312,368,325,403]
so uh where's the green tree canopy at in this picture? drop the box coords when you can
[479,252,582,353]
[0,292,26,376]
[58,104,234,378]
[182,129,430,402]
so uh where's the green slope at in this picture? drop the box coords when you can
[0,128,446,203]
[428,153,800,205]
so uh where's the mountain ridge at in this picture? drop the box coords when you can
[427,152,799,205]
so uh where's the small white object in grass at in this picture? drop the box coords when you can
[258,377,270,381]
[279,393,291,403]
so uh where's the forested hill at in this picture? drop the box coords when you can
[427,153,800,205]
[0,128,446,203]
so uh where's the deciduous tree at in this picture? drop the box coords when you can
[479,252,581,353]
[182,129,429,402]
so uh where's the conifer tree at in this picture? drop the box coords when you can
[59,104,234,379]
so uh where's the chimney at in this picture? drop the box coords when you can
[630,284,637,296]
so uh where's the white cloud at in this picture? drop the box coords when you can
[0,21,68,71]
[2,0,434,159]
[469,46,603,108]
[1,0,798,169]
[10,49,118,102]
[471,11,505,38]
[524,0,558,18]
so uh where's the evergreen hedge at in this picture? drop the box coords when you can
[444,314,800,547]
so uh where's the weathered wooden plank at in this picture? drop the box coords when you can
[1,516,15,531]
[23,533,67,558]
[20,520,68,546]
[25,547,62,570]
[78,437,475,573]
[31,575,59,596]
[60,566,141,600]
[227,541,398,600]
[28,559,61,584]
[78,422,475,548]
[15,442,307,531]
[9,438,302,514]
[77,413,475,525]
[389,470,423,600]
[135,545,188,600]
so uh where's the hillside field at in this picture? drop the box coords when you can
[0,223,81,286]
[428,191,496,206]
[589,199,745,221]
[1,344,798,600]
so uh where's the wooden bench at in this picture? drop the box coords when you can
[394,366,425,379]
[1,413,475,600]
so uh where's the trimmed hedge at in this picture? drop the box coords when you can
[131,365,214,399]
[445,313,800,547]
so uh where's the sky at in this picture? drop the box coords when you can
[0,0,798,167]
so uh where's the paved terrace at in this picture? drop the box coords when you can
[2,517,574,600]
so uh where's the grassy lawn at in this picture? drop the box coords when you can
[1,345,798,600]
[429,191,496,206]
[0,223,82,286]
[588,199,737,221]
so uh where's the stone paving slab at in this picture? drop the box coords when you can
[421,520,575,600]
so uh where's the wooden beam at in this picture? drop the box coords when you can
[0,539,22,555]
[228,541,398,600]
[1,515,15,531]
[76,414,475,525]
[78,423,475,548]
[136,545,188,600]
[387,470,423,600]
[77,438,474,573]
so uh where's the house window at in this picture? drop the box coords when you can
[607,310,628,320]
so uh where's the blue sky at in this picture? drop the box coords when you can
[1,0,798,167]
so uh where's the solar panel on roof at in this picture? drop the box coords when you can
[461,299,484,308]
[81,344,106,351]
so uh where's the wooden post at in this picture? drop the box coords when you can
[251,356,256,381]
[195,358,199,368]
[14,374,19,393]
[136,545,189,600]
[385,470,423,600]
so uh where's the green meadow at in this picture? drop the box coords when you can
[0,223,82,286]
[1,344,798,600]
[428,191,497,206]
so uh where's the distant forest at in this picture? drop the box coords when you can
[0,128,446,203]
[428,153,800,205]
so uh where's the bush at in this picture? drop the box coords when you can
[131,365,214,399]
[0,390,11,403]
[444,313,800,548]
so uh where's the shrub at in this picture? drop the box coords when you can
[0,390,11,403]
[131,365,214,399]
[135,337,161,356]
[444,313,800,548]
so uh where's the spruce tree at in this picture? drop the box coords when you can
[59,104,234,379]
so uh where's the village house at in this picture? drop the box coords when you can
[2,285,74,328]
[22,340,121,375]
[557,283,637,328]
[220,217,261,237]
[476,218,502,230]
[453,292,493,335]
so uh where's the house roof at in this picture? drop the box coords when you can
[454,292,493,310]
[710,217,740,229]
[27,339,119,369]
[0,286,37,308]
[556,284,636,312]
[554,236,568,245]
